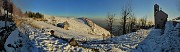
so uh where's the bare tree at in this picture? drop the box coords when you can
[140,18,143,27]
[8,2,13,16]
[2,0,9,29]
[105,12,115,38]
[0,0,12,51]
[128,14,136,32]
[147,21,153,27]
[140,16,147,27]
[144,16,147,26]
[13,7,22,17]
[120,0,132,34]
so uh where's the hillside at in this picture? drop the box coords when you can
[28,15,110,41]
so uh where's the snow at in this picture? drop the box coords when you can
[27,15,110,41]
[18,16,152,52]
[131,21,180,52]
[2,13,179,52]
[19,24,99,52]
[4,28,38,52]
[0,21,13,28]
[4,28,19,52]
[173,20,180,22]
[81,29,151,51]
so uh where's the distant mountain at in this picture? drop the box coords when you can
[90,18,121,29]
[90,18,107,28]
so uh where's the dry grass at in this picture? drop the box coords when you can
[13,18,23,27]
[13,16,42,29]
[27,20,42,29]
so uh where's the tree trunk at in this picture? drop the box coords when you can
[123,16,126,34]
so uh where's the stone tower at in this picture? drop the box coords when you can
[154,4,168,29]
[154,4,159,16]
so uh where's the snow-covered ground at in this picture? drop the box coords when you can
[4,28,37,52]
[19,19,150,52]
[131,21,180,52]
[20,23,100,52]
[2,15,148,52]
[18,23,150,52]
[27,15,110,41]
[2,13,179,52]
[81,29,150,51]
[0,20,37,52]
[0,21,14,28]
[0,7,153,52]
[22,17,180,52]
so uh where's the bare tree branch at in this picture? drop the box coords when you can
[120,0,132,35]
[105,12,115,38]
[128,14,136,32]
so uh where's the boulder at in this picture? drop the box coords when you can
[57,21,69,30]
[68,38,78,46]
[57,23,64,28]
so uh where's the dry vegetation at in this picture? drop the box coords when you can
[13,17,23,27]
[27,20,42,29]
[13,16,43,30]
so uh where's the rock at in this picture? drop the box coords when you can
[63,21,69,30]
[7,44,12,47]
[19,44,23,47]
[64,25,69,30]
[68,38,78,46]
[57,23,64,28]
[57,21,69,30]
[50,30,54,35]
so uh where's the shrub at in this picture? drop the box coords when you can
[25,11,44,19]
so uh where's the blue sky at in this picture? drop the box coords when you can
[12,0,179,20]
